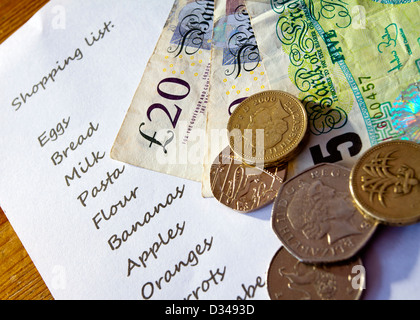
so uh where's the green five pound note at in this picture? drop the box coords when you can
[246,0,420,176]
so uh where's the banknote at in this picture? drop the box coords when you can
[245,0,420,177]
[111,0,214,181]
[201,0,270,197]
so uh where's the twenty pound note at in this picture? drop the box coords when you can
[245,0,420,177]
[111,0,215,182]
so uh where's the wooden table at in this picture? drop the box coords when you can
[0,0,53,300]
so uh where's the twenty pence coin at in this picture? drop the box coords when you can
[210,146,287,213]
[349,140,420,226]
[272,163,377,263]
[267,247,365,300]
[227,90,307,166]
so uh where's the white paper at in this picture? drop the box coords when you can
[0,0,279,300]
[0,0,419,300]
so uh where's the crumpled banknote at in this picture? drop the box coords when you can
[201,0,271,197]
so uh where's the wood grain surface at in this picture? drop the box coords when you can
[0,0,53,300]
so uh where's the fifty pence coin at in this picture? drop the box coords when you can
[227,90,307,167]
[350,140,420,226]
[210,146,287,213]
[267,247,365,300]
[272,163,378,263]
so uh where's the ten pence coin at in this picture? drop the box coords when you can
[227,90,307,167]
[210,146,287,213]
[349,140,420,226]
[271,163,377,264]
[267,247,365,300]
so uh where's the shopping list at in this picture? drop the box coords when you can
[0,0,279,300]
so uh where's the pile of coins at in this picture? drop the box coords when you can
[209,90,420,300]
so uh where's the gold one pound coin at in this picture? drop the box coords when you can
[350,140,420,226]
[227,90,307,167]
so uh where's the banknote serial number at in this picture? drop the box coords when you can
[358,76,383,120]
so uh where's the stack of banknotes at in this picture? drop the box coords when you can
[110,0,420,299]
